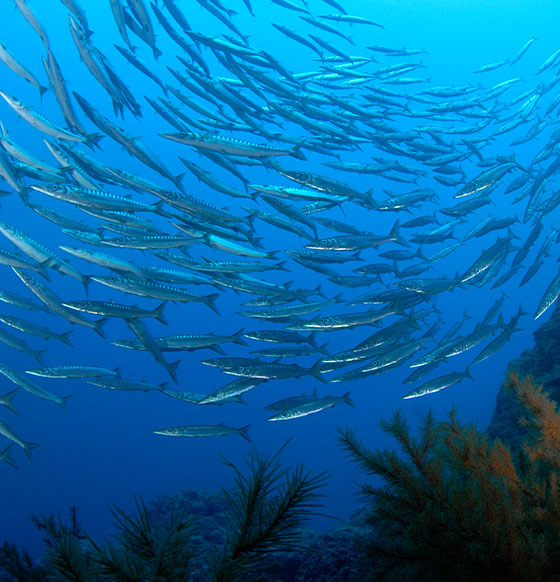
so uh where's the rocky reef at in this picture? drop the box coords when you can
[487,304,560,450]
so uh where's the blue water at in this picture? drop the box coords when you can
[0,0,558,557]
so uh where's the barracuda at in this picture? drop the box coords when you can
[331,339,431,382]
[534,268,560,320]
[0,248,50,279]
[137,266,212,286]
[237,294,344,320]
[161,131,307,160]
[0,326,45,364]
[223,359,327,383]
[0,363,71,410]
[30,203,100,234]
[286,305,405,332]
[0,92,101,146]
[88,377,167,392]
[150,188,248,224]
[11,268,106,337]
[187,258,289,274]
[402,367,473,399]
[0,221,89,291]
[25,366,119,379]
[91,275,220,314]
[305,220,406,251]
[59,246,145,279]
[410,320,503,368]
[266,392,353,421]
[153,423,251,441]
[0,420,39,460]
[0,125,58,173]
[62,300,167,325]
[0,43,47,98]
[0,314,72,346]
[98,234,197,250]
[249,184,348,204]
[111,330,246,354]
[274,168,370,200]
[454,161,518,198]
[197,377,265,405]
[30,184,168,215]
[43,47,87,135]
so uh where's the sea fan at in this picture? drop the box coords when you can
[212,444,328,582]
[338,372,560,581]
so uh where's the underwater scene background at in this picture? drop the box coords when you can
[0,0,559,564]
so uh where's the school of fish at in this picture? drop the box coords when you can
[0,0,558,466]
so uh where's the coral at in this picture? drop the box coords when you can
[488,303,560,449]
[211,446,328,582]
[338,372,560,582]
[0,542,46,582]
[277,523,371,582]
[0,448,327,582]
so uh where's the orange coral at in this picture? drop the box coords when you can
[339,372,560,581]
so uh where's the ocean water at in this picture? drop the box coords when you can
[0,0,558,559]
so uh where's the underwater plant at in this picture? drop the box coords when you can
[0,447,326,582]
[212,446,327,581]
[338,372,560,581]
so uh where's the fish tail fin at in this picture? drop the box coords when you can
[23,441,40,461]
[311,359,328,384]
[309,331,319,349]
[314,283,326,298]
[243,207,257,225]
[290,142,307,161]
[0,444,17,468]
[59,329,73,347]
[154,301,168,326]
[232,328,248,346]
[18,187,31,206]
[465,366,474,381]
[167,360,181,384]
[343,391,355,407]
[153,200,171,218]
[38,85,49,101]
[93,317,108,338]
[35,350,47,366]
[1,389,19,415]
[390,219,409,247]
[38,261,51,281]
[204,293,220,315]
[59,394,72,411]
[81,274,91,296]
[84,133,104,150]
[173,172,185,190]
[318,343,330,355]
[408,311,421,331]
[238,425,252,442]
[276,260,290,272]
